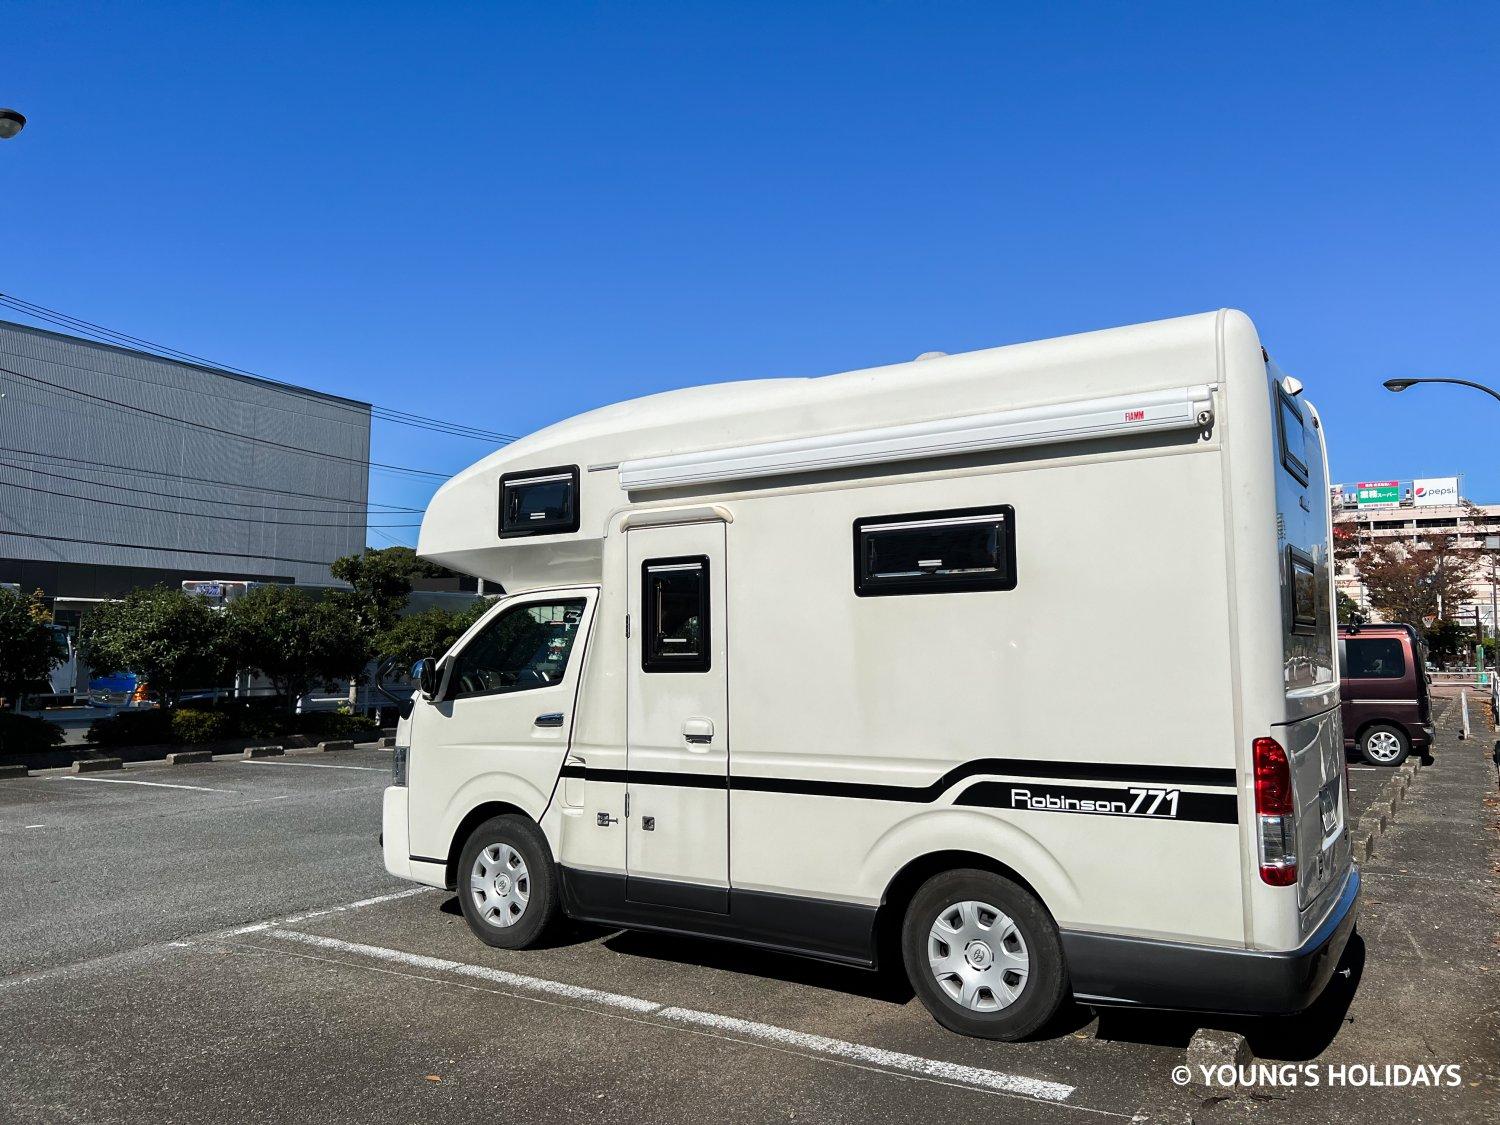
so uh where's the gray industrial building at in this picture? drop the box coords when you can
[0,320,371,628]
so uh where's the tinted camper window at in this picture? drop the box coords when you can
[854,506,1016,597]
[499,466,580,537]
[643,556,710,672]
[1276,387,1309,485]
[1287,548,1318,635]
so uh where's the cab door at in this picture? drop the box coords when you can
[626,521,729,912]
[406,592,595,864]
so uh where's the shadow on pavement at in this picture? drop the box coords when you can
[441,894,1367,1048]
[1090,931,1365,1058]
[600,928,917,1004]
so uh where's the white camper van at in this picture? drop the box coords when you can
[384,310,1356,1039]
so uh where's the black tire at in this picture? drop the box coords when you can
[900,870,1068,1038]
[1357,723,1410,767]
[901,869,1067,1040]
[456,814,559,949]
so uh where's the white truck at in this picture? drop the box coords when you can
[383,309,1356,1039]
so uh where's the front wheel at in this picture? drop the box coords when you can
[457,814,559,949]
[1358,723,1410,767]
[901,869,1067,1040]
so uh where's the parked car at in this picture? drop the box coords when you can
[1339,623,1433,766]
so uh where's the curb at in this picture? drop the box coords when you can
[1184,1026,1251,1072]
[0,763,27,779]
[71,757,123,773]
[166,750,213,765]
[243,745,285,759]
[378,736,396,749]
[317,740,354,753]
[1352,758,1419,862]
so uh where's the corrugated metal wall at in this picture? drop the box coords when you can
[0,321,370,586]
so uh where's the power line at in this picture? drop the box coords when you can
[0,362,448,480]
[0,526,345,568]
[370,526,417,549]
[0,443,424,512]
[0,293,521,443]
[0,456,422,516]
[0,474,420,531]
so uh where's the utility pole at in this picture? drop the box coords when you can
[1476,603,1485,681]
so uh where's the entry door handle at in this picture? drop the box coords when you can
[535,712,565,728]
[682,717,714,745]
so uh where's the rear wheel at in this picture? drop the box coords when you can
[901,869,1066,1040]
[1358,723,1409,767]
[457,814,558,949]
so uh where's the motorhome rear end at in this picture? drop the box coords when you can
[384,309,1357,1038]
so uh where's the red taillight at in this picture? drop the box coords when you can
[1253,737,1293,815]
[1253,736,1297,886]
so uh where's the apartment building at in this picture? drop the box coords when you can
[1331,477,1500,628]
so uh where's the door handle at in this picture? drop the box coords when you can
[535,712,565,728]
[682,717,714,745]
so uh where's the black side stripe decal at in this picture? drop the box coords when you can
[560,756,1236,801]
[569,767,726,790]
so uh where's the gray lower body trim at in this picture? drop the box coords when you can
[1062,865,1360,1015]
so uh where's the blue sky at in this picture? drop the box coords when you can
[4,2,1498,544]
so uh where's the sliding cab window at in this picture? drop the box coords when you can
[448,599,586,698]
[1287,547,1318,635]
[642,556,710,672]
[499,465,580,537]
[1341,637,1406,679]
[1276,387,1310,486]
[854,505,1016,597]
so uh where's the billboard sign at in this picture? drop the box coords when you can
[1412,477,1460,506]
[1355,481,1401,508]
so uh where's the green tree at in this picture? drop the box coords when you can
[0,588,64,708]
[1335,589,1366,626]
[373,600,491,671]
[77,586,231,706]
[330,546,448,636]
[1351,524,1481,630]
[1423,618,1469,666]
[223,586,370,712]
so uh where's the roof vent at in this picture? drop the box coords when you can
[914,351,947,362]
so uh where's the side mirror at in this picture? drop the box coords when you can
[413,657,439,699]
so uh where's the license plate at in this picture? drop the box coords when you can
[1319,786,1339,837]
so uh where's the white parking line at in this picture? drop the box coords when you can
[238,760,387,772]
[263,930,1074,1103]
[0,887,441,993]
[227,886,434,935]
[49,776,234,793]
[657,1006,1074,1101]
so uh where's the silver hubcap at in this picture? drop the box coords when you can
[470,843,530,927]
[928,900,1029,1012]
[1366,730,1402,762]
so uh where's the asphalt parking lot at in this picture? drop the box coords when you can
[2,721,1495,1124]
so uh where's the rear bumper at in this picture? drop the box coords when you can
[1062,865,1360,1015]
[1415,721,1435,749]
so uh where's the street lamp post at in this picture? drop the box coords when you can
[1487,535,1500,651]
[1384,377,1500,404]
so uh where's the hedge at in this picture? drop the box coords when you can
[0,711,66,755]
[87,705,378,747]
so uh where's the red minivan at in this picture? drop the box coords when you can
[1338,623,1434,766]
